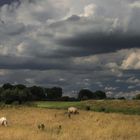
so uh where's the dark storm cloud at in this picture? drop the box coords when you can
[56,31,140,55]
[66,15,81,22]
[0,0,20,6]
[0,55,71,70]
[0,22,25,35]
[0,54,102,71]
[0,0,140,98]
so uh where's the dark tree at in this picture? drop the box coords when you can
[78,89,93,100]
[29,86,46,100]
[117,97,126,100]
[14,84,26,90]
[17,88,32,102]
[134,94,140,100]
[0,89,18,104]
[0,88,32,104]
[93,90,106,99]
[46,87,62,100]
[2,83,14,90]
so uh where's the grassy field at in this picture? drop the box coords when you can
[0,107,140,140]
[35,100,140,115]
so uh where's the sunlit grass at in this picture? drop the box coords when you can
[35,100,140,115]
[36,101,81,109]
[0,107,140,140]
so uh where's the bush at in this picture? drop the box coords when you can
[134,94,140,100]
[78,89,107,100]
[23,102,37,107]
[117,97,126,100]
[98,107,106,112]
[85,106,91,111]
[12,101,21,105]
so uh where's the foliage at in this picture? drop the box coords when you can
[45,87,62,100]
[78,89,106,100]
[85,105,90,111]
[117,97,126,100]
[0,88,31,104]
[14,84,26,90]
[78,89,93,100]
[93,90,106,99]
[134,94,140,100]
[29,86,46,100]
[0,83,64,103]
[2,83,14,90]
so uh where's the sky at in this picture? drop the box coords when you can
[0,0,140,98]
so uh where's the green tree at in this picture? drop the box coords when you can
[78,89,93,100]
[29,86,46,100]
[46,87,62,100]
[117,97,125,100]
[14,84,26,90]
[134,94,140,100]
[2,83,14,90]
[1,89,16,104]
[94,90,106,99]
[0,88,32,104]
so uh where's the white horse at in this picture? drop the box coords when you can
[0,117,8,127]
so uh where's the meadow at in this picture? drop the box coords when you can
[0,106,140,140]
[0,100,140,140]
[36,100,140,115]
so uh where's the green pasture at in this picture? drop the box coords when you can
[35,100,140,115]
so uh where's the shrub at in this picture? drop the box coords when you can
[12,101,21,105]
[98,107,106,112]
[85,106,91,111]
[135,94,140,100]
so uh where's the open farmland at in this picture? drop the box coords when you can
[0,106,140,140]
[35,100,140,115]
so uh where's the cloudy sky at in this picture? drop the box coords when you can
[0,0,140,98]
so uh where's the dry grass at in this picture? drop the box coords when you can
[0,107,140,140]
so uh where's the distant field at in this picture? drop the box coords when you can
[0,107,140,140]
[35,100,140,115]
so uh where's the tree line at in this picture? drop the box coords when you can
[0,83,63,104]
[0,83,139,104]
[0,83,108,104]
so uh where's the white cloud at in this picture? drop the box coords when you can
[105,62,119,69]
[105,86,117,91]
[16,42,28,55]
[0,0,140,98]
[25,78,35,84]
[121,50,140,70]
[0,0,69,25]
[0,44,9,55]
[129,1,140,8]
[116,90,140,98]
[73,55,99,65]
[80,4,97,17]
[0,70,8,76]
[59,78,66,82]
[128,85,135,89]
[126,76,140,84]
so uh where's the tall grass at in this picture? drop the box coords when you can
[0,107,140,140]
